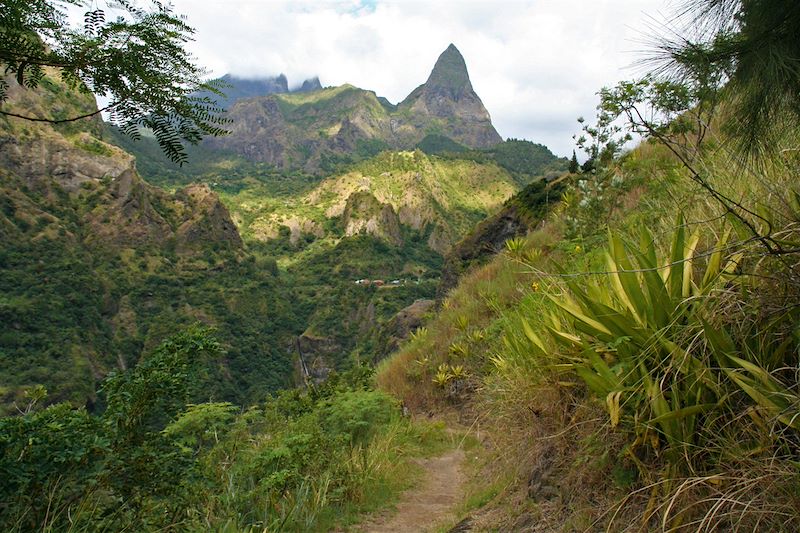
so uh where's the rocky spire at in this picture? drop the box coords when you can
[424,43,473,100]
[399,44,501,147]
[296,77,322,93]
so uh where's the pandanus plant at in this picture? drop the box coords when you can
[547,219,735,463]
[532,217,800,468]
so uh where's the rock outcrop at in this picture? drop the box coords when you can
[341,190,402,245]
[0,76,243,255]
[296,77,323,93]
[397,44,502,148]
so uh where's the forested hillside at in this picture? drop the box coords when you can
[0,73,303,411]
[3,1,798,532]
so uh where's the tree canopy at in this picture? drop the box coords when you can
[653,0,800,158]
[0,0,227,164]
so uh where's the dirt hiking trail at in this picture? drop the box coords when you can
[358,448,466,533]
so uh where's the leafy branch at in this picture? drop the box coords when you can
[0,0,229,164]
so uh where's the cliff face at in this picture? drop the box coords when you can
[204,45,502,172]
[0,75,243,255]
[206,84,394,169]
[397,44,502,149]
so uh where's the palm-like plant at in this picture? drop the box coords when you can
[549,221,731,461]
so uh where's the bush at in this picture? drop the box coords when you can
[319,390,397,445]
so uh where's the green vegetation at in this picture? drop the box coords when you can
[0,330,450,531]
[416,133,469,154]
[0,156,304,412]
[378,50,800,530]
[653,0,800,159]
[0,1,228,163]
[428,138,567,187]
[105,125,324,194]
[11,4,798,531]
[104,141,526,376]
[381,128,800,529]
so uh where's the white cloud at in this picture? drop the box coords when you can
[169,0,673,156]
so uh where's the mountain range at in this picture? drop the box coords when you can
[206,44,502,172]
[0,43,565,412]
[195,73,323,110]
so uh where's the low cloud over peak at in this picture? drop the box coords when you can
[172,0,670,156]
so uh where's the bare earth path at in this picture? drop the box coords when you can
[358,448,466,533]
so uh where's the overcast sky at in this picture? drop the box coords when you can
[166,0,674,157]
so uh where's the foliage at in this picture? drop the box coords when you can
[378,67,800,528]
[416,133,468,154]
[490,138,567,180]
[569,150,579,173]
[652,0,800,158]
[0,0,228,163]
[0,329,451,532]
[318,389,396,445]
[163,401,238,452]
[0,214,300,411]
[0,327,219,531]
[543,221,737,465]
[575,106,631,173]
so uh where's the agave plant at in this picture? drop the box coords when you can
[432,364,452,388]
[704,319,800,432]
[448,342,468,359]
[449,365,468,380]
[544,217,739,463]
[466,329,485,344]
[504,237,526,257]
[409,327,429,342]
[454,315,470,332]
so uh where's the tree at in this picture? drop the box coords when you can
[0,0,228,164]
[652,0,800,159]
[0,326,221,530]
[568,150,579,173]
[590,0,800,256]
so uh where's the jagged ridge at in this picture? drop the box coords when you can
[206,44,502,172]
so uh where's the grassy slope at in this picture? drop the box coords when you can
[377,135,800,530]
[231,150,516,243]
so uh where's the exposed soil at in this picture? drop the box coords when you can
[357,448,466,533]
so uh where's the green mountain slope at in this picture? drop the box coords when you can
[217,149,519,372]
[111,130,556,376]
[377,117,800,531]
[228,150,517,254]
[205,44,502,173]
[0,76,301,413]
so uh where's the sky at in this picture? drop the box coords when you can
[166,0,674,157]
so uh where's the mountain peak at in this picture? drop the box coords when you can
[425,44,472,96]
[395,44,501,148]
[296,77,322,93]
